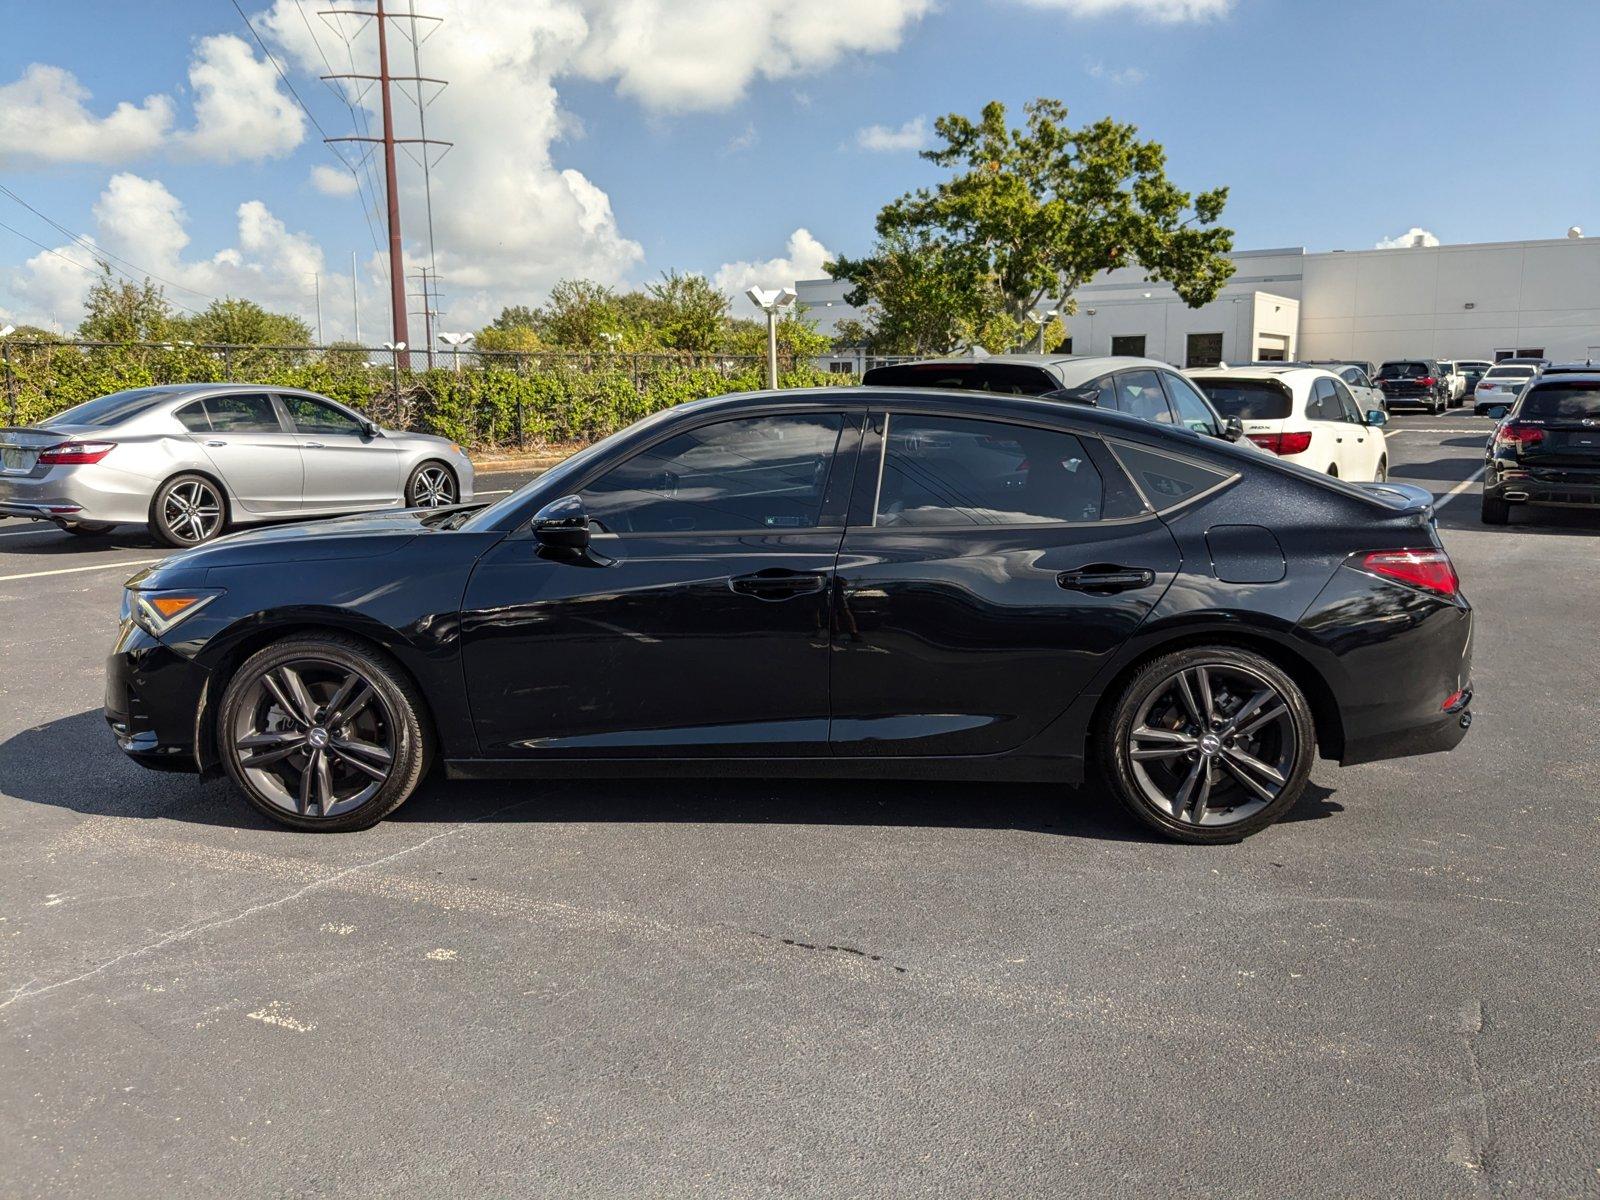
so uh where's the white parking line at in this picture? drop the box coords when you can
[0,559,159,583]
[477,489,512,496]
[1432,467,1487,511]
[0,526,60,539]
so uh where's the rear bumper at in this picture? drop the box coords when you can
[0,465,155,525]
[1485,464,1600,507]
[105,623,209,772]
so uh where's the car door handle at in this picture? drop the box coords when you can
[1057,565,1156,594]
[204,439,227,447]
[728,569,828,601]
[303,441,325,449]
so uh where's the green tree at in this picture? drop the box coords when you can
[77,264,175,342]
[721,313,830,360]
[477,305,544,352]
[176,297,312,346]
[644,271,729,353]
[536,279,626,349]
[829,230,1018,354]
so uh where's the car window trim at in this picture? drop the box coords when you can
[1105,436,1242,517]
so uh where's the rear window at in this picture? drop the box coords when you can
[862,363,1057,396]
[31,387,170,428]
[1485,366,1535,380]
[1520,383,1600,420]
[1190,379,1291,421]
[1376,362,1429,379]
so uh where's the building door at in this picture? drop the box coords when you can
[1256,334,1290,362]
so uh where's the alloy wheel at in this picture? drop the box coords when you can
[412,465,456,507]
[1124,662,1299,828]
[162,480,223,543]
[231,658,396,819]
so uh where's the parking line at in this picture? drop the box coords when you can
[1432,467,1486,511]
[0,527,60,539]
[0,559,159,583]
[477,489,512,496]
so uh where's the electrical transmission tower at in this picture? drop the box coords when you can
[318,0,450,367]
[407,266,443,369]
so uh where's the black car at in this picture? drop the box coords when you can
[1482,370,1600,524]
[1374,360,1451,414]
[107,388,1473,844]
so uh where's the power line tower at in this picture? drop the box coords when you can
[407,266,443,369]
[319,0,450,367]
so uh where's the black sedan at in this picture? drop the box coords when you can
[107,387,1474,843]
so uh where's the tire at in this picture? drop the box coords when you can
[217,633,432,832]
[405,461,458,508]
[1097,645,1317,844]
[1327,465,1339,478]
[1374,457,1387,483]
[150,473,227,547]
[63,521,114,537]
[1480,493,1511,525]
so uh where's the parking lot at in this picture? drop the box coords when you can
[2,415,1597,1197]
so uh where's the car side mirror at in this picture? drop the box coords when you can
[1221,416,1244,442]
[1365,409,1388,427]
[531,494,591,550]
[360,418,382,439]
[1487,404,1509,420]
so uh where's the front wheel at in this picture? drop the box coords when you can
[405,461,458,508]
[1098,646,1317,843]
[217,633,432,831]
[150,473,226,547]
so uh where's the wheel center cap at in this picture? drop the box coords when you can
[307,726,330,749]
[1199,732,1222,757]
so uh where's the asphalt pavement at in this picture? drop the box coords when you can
[2,416,1598,1199]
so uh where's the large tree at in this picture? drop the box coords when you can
[77,265,175,343]
[832,98,1235,349]
[175,298,311,346]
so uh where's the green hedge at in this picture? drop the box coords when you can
[0,343,856,450]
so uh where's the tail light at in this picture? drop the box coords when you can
[1494,423,1545,450]
[1360,548,1461,599]
[1478,382,1496,390]
[39,441,116,465]
[1246,430,1313,456]
[1416,376,1436,387]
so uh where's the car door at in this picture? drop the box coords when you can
[1302,378,1346,473]
[829,409,1183,758]
[277,393,402,511]
[175,392,305,515]
[459,410,857,759]
[1332,378,1382,479]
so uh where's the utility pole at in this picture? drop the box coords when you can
[312,272,324,344]
[321,2,449,370]
[351,251,361,344]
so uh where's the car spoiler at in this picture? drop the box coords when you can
[1355,481,1435,515]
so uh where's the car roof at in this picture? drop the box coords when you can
[866,354,1180,388]
[1525,370,1600,384]
[1186,365,1327,383]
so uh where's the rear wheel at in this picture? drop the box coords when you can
[1373,457,1387,483]
[1481,493,1511,525]
[150,473,226,547]
[1099,646,1316,843]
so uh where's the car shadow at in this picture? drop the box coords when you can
[1388,458,1482,485]
[3,709,1342,843]
[1435,498,1600,538]
[0,527,162,556]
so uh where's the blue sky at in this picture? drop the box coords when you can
[3,0,1598,336]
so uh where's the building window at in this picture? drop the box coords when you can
[1495,348,1545,361]
[1185,333,1224,368]
[1111,335,1146,357]
[1055,336,1073,355]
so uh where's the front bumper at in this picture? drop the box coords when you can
[105,620,210,772]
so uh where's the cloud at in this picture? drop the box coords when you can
[1086,61,1148,85]
[723,122,759,156]
[1375,227,1441,249]
[1011,0,1232,20]
[309,164,360,197]
[178,34,306,163]
[713,228,833,302]
[854,116,927,153]
[0,64,173,166]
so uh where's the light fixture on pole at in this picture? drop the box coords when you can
[1025,308,1061,353]
[438,331,473,372]
[383,340,407,396]
[746,285,798,390]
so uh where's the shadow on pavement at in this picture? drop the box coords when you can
[0,527,160,556]
[1435,499,1600,538]
[4,709,1342,843]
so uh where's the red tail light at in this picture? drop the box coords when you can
[1478,382,1495,390]
[1494,423,1545,450]
[1416,376,1436,387]
[1360,549,1460,599]
[1246,430,1313,456]
[38,441,116,465]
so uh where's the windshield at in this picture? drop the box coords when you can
[1520,383,1600,420]
[1376,362,1429,379]
[31,387,172,428]
[1190,378,1291,420]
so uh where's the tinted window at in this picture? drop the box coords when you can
[861,363,1056,396]
[1306,378,1341,421]
[1111,335,1146,357]
[32,387,171,429]
[874,415,1143,527]
[1063,374,1114,409]
[1161,372,1221,436]
[1331,379,1364,423]
[1185,333,1224,368]
[282,395,364,435]
[1112,443,1234,511]
[1377,361,1430,379]
[176,401,210,433]
[1192,379,1291,420]
[1520,384,1600,420]
[202,393,282,433]
[580,413,843,534]
[1114,370,1173,423]
[1485,366,1535,380]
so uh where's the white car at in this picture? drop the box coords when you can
[1473,363,1540,415]
[1187,366,1391,481]
[1437,361,1470,405]
[1305,361,1389,415]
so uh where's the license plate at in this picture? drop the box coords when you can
[0,447,32,471]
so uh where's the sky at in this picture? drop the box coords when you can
[2,0,1598,341]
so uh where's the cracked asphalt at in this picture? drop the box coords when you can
[2,429,1598,1198]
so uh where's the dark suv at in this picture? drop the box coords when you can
[1482,370,1600,524]
[1374,360,1451,414]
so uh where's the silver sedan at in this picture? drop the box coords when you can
[0,384,474,546]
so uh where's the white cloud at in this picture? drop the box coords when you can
[855,116,927,153]
[713,228,833,302]
[1012,0,1231,20]
[309,163,360,197]
[1086,61,1148,85]
[178,34,306,163]
[0,64,173,166]
[1375,227,1441,249]
[723,122,759,156]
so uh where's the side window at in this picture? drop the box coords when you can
[281,395,363,436]
[1111,443,1235,512]
[579,413,843,534]
[1114,370,1174,424]
[1160,372,1221,436]
[1332,379,1364,423]
[873,415,1144,527]
[1306,378,1339,422]
[202,393,282,433]
[176,401,211,432]
[1063,374,1114,409]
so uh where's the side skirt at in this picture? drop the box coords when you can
[444,753,1084,785]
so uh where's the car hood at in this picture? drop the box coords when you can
[159,507,452,570]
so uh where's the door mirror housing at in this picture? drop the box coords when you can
[1221,416,1245,442]
[359,418,382,439]
[1487,404,1509,420]
[531,494,592,550]
[1365,409,1388,427]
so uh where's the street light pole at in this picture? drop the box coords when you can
[438,331,473,372]
[0,325,16,425]
[745,286,798,390]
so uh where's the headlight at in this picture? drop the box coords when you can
[127,588,224,637]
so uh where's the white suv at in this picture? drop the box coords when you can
[1187,366,1391,481]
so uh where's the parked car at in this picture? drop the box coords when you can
[1435,362,1468,406]
[1530,361,1597,376]
[108,386,1473,844]
[1481,369,1600,524]
[1473,363,1539,415]
[1298,361,1389,414]
[1374,360,1451,414]
[1188,367,1390,481]
[1456,359,1493,395]
[0,385,473,546]
[861,354,1249,445]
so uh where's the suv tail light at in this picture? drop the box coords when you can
[1246,430,1313,456]
[1494,423,1545,450]
[1360,549,1461,599]
[38,441,116,465]
[1416,376,1436,387]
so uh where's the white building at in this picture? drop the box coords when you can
[797,233,1600,370]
